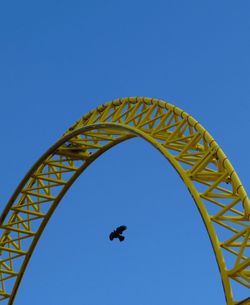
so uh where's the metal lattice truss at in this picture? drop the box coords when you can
[0,97,249,305]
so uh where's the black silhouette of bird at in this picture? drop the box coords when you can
[109,225,127,242]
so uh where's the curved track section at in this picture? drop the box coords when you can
[0,97,249,305]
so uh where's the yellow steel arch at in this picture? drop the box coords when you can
[0,97,249,305]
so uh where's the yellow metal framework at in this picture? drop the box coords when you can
[0,97,249,304]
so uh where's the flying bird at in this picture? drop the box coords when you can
[109,225,127,242]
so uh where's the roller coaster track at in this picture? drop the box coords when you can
[0,97,249,304]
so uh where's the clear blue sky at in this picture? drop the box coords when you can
[0,1,250,304]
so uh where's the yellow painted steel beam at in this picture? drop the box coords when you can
[0,97,249,304]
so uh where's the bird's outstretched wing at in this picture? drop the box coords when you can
[109,232,115,240]
[116,225,127,234]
